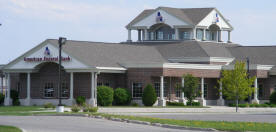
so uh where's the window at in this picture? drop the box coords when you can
[132,82,143,98]
[44,82,54,98]
[157,31,163,40]
[176,86,181,97]
[183,32,190,40]
[206,30,210,40]
[150,32,154,40]
[198,83,208,98]
[258,84,263,98]
[196,29,203,40]
[154,82,167,97]
[97,82,110,87]
[16,82,21,94]
[172,34,175,40]
[274,85,276,92]
[61,82,69,98]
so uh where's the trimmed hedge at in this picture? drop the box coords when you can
[10,90,20,106]
[76,96,86,106]
[166,101,185,106]
[142,84,157,106]
[97,86,114,106]
[187,101,200,106]
[113,88,131,105]
[0,93,4,105]
[270,91,276,104]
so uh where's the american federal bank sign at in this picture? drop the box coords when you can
[24,46,71,62]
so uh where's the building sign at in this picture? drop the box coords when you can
[24,46,71,62]
[156,12,164,23]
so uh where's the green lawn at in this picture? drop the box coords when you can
[93,113,276,132]
[0,106,49,116]
[0,125,22,132]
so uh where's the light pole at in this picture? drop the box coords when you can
[57,37,66,112]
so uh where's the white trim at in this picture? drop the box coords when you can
[223,64,273,70]
[168,57,234,65]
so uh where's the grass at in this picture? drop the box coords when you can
[0,125,22,132]
[0,106,50,116]
[99,106,207,108]
[93,113,276,132]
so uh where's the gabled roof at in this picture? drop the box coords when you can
[227,46,276,65]
[126,7,214,28]
[48,39,167,68]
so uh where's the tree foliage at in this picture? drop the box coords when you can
[182,74,200,104]
[219,61,255,111]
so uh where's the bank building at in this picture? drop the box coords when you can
[1,7,276,106]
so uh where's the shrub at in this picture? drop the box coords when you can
[142,84,157,106]
[238,104,247,108]
[10,90,20,106]
[270,91,276,104]
[43,103,55,109]
[76,96,86,106]
[0,93,4,105]
[187,101,200,106]
[131,102,139,107]
[88,107,98,113]
[260,104,269,107]
[97,86,114,106]
[167,101,184,106]
[82,106,89,112]
[71,105,80,112]
[113,88,131,105]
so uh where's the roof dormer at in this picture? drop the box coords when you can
[126,7,233,43]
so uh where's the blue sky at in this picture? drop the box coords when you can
[0,0,276,64]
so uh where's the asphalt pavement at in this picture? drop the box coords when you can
[0,116,202,132]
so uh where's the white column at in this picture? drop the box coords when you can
[24,73,31,106]
[144,29,148,40]
[253,78,259,104]
[217,81,225,106]
[199,77,206,106]
[227,31,232,43]
[201,77,204,99]
[179,77,187,105]
[70,72,74,101]
[89,72,96,106]
[160,76,164,99]
[158,76,166,106]
[193,28,197,40]
[127,29,132,42]
[94,73,98,106]
[138,29,141,41]
[203,29,206,41]
[218,30,222,42]
[174,28,179,40]
[4,73,11,106]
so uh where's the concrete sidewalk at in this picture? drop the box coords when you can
[98,106,276,113]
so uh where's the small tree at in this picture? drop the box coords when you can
[182,74,200,105]
[142,84,157,106]
[219,61,255,112]
[113,88,131,105]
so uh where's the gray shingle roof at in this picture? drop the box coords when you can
[48,40,167,68]
[126,7,214,28]
[227,46,276,65]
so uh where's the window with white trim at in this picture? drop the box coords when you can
[97,82,110,87]
[198,83,208,98]
[61,82,69,98]
[157,31,163,40]
[44,82,54,98]
[183,32,190,40]
[132,82,143,98]
[154,82,167,97]
[258,84,263,98]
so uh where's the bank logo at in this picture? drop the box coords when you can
[44,47,50,56]
[156,12,163,23]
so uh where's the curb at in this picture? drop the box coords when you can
[90,115,218,131]
[21,128,27,132]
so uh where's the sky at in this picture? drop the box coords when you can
[0,0,276,64]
